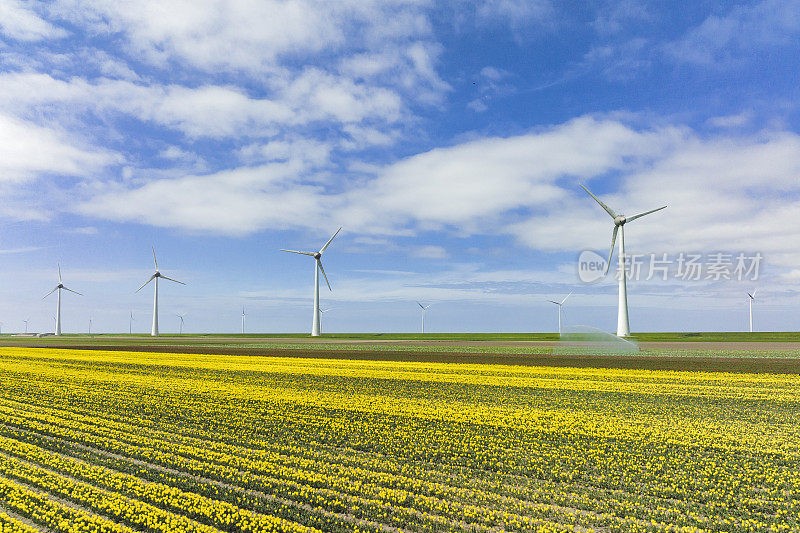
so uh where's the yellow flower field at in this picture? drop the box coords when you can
[0,347,798,532]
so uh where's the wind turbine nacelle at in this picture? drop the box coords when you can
[313,252,321,259]
[614,215,627,226]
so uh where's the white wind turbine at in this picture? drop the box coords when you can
[747,290,757,333]
[319,307,334,334]
[241,306,246,334]
[136,247,185,336]
[129,311,134,335]
[23,318,30,334]
[547,291,572,336]
[176,313,185,334]
[417,302,431,334]
[581,184,667,337]
[42,265,82,336]
[281,227,342,337]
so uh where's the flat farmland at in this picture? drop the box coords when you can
[0,347,799,532]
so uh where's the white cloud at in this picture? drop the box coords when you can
[71,114,800,277]
[0,72,403,139]
[474,0,553,29]
[49,1,434,73]
[0,0,67,41]
[467,99,488,112]
[0,110,116,182]
[76,162,332,235]
[707,112,753,129]
[410,245,448,259]
[664,0,800,66]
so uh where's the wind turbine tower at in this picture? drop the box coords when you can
[581,184,667,337]
[136,247,185,336]
[747,290,757,333]
[547,292,572,336]
[43,265,82,336]
[281,227,342,337]
[129,311,134,334]
[23,318,29,334]
[241,306,246,334]
[417,302,431,334]
[176,314,185,334]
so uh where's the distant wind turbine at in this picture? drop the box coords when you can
[417,302,431,334]
[129,311,134,334]
[176,313,185,334]
[747,290,757,333]
[241,306,246,334]
[581,184,667,337]
[42,264,82,336]
[88,317,92,335]
[23,318,30,334]
[281,227,342,337]
[136,247,185,336]
[319,307,334,334]
[547,291,572,336]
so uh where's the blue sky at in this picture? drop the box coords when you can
[1,0,799,334]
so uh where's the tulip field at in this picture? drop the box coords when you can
[0,347,799,532]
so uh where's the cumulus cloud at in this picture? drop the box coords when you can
[0,111,116,182]
[49,0,435,73]
[0,72,403,139]
[74,115,800,274]
[0,0,67,41]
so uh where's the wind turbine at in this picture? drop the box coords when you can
[747,290,757,333]
[136,247,185,336]
[547,291,572,336]
[319,308,334,334]
[581,184,666,337]
[42,265,82,336]
[23,318,29,334]
[241,306,246,334]
[176,313,185,334]
[417,302,431,334]
[281,227,342,337]
[88,317,92,335]
[129,311,134,335]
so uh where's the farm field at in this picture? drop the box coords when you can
[0,347,799,532]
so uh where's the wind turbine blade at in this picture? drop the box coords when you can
[580,184,617,218]
[58,263,62,283]
[42,286,58,299]
[417,301,425,309]
[280,249,316,256]
[135,274,156,293]
[625,205,667,223]
[747,292,753,299]
[152,246,158,270]
[547,300,561,305]
[161,275,185,285]
[605,225,619,275]
[62,286,83,296]
[319,226,342,254]
[561,291,573,305]
[318,259,331,291]
[752,289,758,298]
